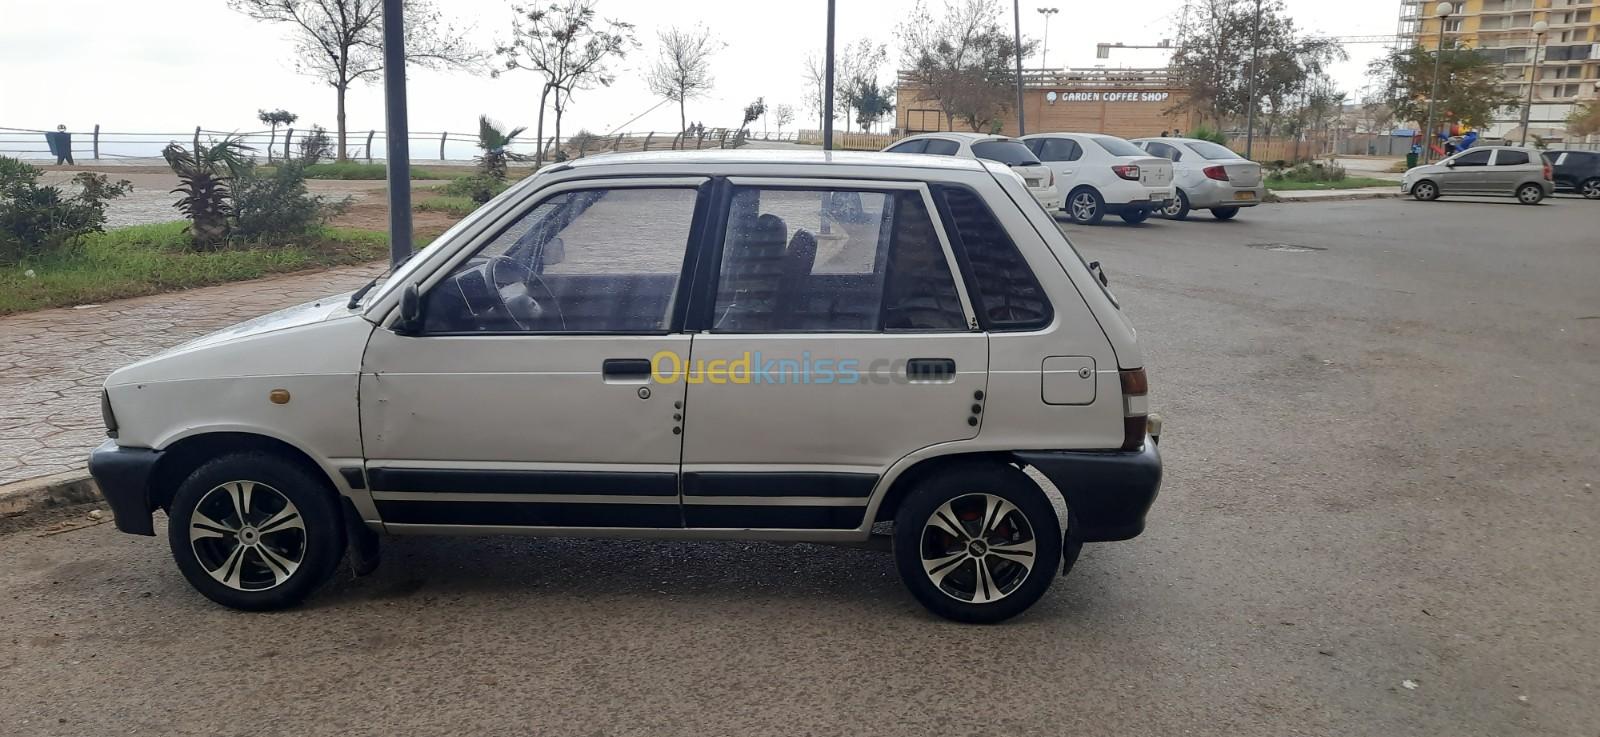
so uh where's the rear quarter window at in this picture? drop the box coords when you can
[934,186,1051,331]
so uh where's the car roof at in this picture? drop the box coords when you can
[902,132,1011,143]
[555,148,993,173]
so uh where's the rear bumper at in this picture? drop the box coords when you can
[1188,179,1264,209]
[1013,437,1162,542]
[87,439,161,536]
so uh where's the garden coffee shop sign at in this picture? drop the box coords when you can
[1047,91,1171,103]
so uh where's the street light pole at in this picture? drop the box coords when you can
[1422,2,1454,164]
[380,0,412,266]
[1014,0,1026,135]
[1037,7,1059,68]
[1243,0,1263,160]
[823,0,835,151]
[1520,20,1549,146]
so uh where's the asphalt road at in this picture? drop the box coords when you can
[3,196,1597,736]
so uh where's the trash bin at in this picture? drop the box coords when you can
[1405,152,1418,169]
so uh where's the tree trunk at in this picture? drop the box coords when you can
[336,83,349,162]
[267,126,276,164]
[534,84,550,168]
[679,98,687,135]
[553,85,563,160]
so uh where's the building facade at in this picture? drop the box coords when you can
[1398,0,1599,139]
[895,68,1200,139]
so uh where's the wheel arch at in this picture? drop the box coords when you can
[150,432,340,513]
[870,451,1032,524]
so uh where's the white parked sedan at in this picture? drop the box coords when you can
[883,133,1064,211]
[1131,137,1266,221]
[1019,133,1175,225]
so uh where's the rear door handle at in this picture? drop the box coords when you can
[905,358,957,381]
[603,358,654,379]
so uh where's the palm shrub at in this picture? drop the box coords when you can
[0,156,130,264]
[1189,125,1229,145]
[476,115,530,181]
[163,137,251,249]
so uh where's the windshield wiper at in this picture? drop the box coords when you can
[346,251,418,309]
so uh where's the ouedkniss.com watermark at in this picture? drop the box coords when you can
[650,350,951,385]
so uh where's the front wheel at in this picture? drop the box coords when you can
[1066,188,1106,225]
[1412,180,1439,201]
[1582,178,1600,200]
[1516,183,1545,205]
[167,452,345,611]
[1120,209,1151,225]
[1211,206,1240,221]
[893,464,1062,624]
[1159,190,1191,220]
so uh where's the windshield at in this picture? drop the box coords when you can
[971,140,1042,166]
[361,181,526,309]
[1188,140,1243,160]
[1093,137,1147,158]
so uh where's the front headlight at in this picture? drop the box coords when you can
[100,390,118,438]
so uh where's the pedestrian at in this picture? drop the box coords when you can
[1160,130,1170,138]
[46,124,74,165]
[1173,128,1182,138]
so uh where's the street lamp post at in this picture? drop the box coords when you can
[1013,0,1026,135]
[380,0,412,266]
[1243,0,1263,160]
[1037,7,1059,68]
[823,0,835,151]
[1520,20,1549,146]
[1422,2,1454,164]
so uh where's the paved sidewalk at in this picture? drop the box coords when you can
[0,263,384,485]
[1273,187,1401,201]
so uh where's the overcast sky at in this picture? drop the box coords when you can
[1,0,1399,140]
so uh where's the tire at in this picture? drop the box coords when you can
[1582,178,1600,200]
[893,463,1062,624]
[1411,180,1440,201]
[1065,187,1106,225]
[1516,183,1545,205]
[1119,209,1151,225]
[1211,206,1240,221]
[1159,189,1191,220]
[167,452,344,611]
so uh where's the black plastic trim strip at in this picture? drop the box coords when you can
[376,500,680,527]
[367,468,678,496]
[339,467,367,489]
[681,472,879,498]
[683,505,865,530]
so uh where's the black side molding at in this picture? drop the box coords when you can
[339,467,367,489]
[682,472,878,498]
[368,468,679,496]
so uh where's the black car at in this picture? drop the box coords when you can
[1543,149,1600,199]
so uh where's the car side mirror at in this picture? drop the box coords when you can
[394,283,424,335]
[1444,160,1456,167]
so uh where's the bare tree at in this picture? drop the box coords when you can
[802,52,829,133]
[497,0,636,166]
[230,0,483,160]
[773,104,796,133]
[646,25,720,133]
[896,0,1031,132]
[835,39,888,129]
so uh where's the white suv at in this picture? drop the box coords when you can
[89,151,1161,624]
[882,133,1064,211]
[1019,133,1175,225]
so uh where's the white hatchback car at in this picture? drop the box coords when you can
[882,132,1064,211]
[1018,133,1175,225]
[1131,137,1266,221]
[89,151,1161,624]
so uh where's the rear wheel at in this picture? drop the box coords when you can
[1159,190,1191,220]
[1516,183,1545,205]
[1120,209,1151,225]
[1412,180,1440,201]
[167,452,344,611]
[893,464,1062,624]
[1066,187,1106,225]
[1579,178,1599,200]
[1211,206,1240,220]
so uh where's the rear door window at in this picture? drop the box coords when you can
[971,140,1041,166]
[1494,149,1530,166]
[1453,150,1491,167]
[1033,138,1082,162]
[1144,141,1182,161]
[922,139,960,156]
[886,139,927,154]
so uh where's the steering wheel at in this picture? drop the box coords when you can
[487,255,565,331]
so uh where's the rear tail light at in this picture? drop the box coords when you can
[1203,165,1230,182]
[1543,162,1553,180]
[1112,164,1141,181]
[1119,368,1149,451]
[1047,169,1055,187]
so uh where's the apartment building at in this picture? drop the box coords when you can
[1397,0,1599,139]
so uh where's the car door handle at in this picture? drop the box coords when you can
[603,358,654,379]
[905,358,957,381]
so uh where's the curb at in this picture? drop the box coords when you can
[0,471,101,518]
[1271,190,1403,203]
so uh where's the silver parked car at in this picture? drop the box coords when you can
[1131,137,1266,221]
[1401,146,1554,204]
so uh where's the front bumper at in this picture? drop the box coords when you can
[1013,436,1162,542]
[87,439,162,536]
